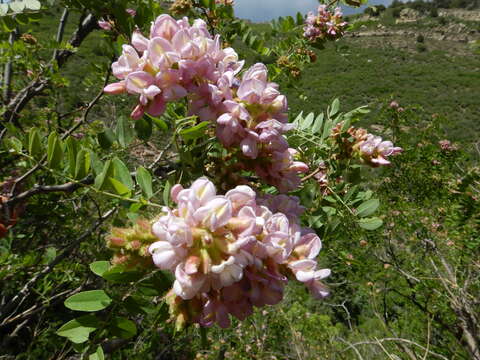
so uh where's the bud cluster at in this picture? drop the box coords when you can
[304,5,348,43]
[107,219,158,268]
[148,177,329,328]
[332,124,403,167]
[104,15,308,191]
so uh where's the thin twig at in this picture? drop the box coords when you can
[341,337,449,360]
[3,14,98,125]
[7,66,111,200]
[52,8,70,60]
[3,27,19,105]
[0,208,116,320]
[6,176,93,207]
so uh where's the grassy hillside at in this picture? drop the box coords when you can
[277,16,480,143]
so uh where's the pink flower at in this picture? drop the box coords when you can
[125,71,161,106]
[194,197,233,231]
[103,81,126,94]
[355,133,403,167]
[150,14,181,40]
[173,263,206,299]
[132,30,149,52]
[149,241,186,270]
[211,256,244,287]
[112,45,144,79]
[303,5,347,42]
[98,20,112,31]
[126,8,136,17]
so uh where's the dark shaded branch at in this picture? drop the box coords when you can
[7,65,111,202]
[340,337,449,360]
[6,176,93,207]
[3,27,19,105]
[3,14,98,125]
[52,8,70,60]
[0,208,116,321]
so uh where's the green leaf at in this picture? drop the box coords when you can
[94,160,115,191]
[25,0,41,10]
[311,113,324,134]
[26,11,42,21]
[356,199,380,217]
[2,16,17,31]
[179,121,209,141]
[15,13,30,24]
[89,151,103,176]
[47,132,64,169]
[299,112,315,131]
[88,346,105,360]
[358,217,383,230]
[66,137,79,177]
[124,296,156,316]
[208,0,216,11]
[110,317,137,339]
[108,177,131,197]
[296,11,304,25]
[321,119,334,140]
[89,261,110,277]
[64,290,112,312]
[56,315,99,344]
[292,111,303,127]
[322,206,337,216]
[135,117,153,141]
[113,158,134,190]
[7,137,23,153]
[163,179,172,206]
[115,116,134,148]
[146,114,168,131]
[329,98,340,117]
[102,265,143,283]
[74,149,91,180]
[98,129,116,149]
[136,166,153,199]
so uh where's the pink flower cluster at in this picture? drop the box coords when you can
[148,177,329,328]
[104,15,308,191]
[304,5,348,42]
[104,14,243,119]
[216,63,308,192]
[438,139,458,152]
[356,133,403,166]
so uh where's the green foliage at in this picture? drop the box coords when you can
[0,2,478,359]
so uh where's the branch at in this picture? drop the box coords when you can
[52,8,70,60]
[3,27,19,106]
[5,176,93,207]
[341,337,449,360]
[7,65,111,201]
[2,14,98,125]
[0,208,116,321]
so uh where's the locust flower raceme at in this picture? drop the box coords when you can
[104,14,307,191]
[304,5,348,43]
[332,124,403,167]
[147,177,329,328]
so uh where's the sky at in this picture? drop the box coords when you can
[234,0,393,22]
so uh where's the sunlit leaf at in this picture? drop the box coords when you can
[64,290,112,312]
[56,315,99,344]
